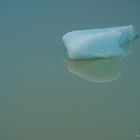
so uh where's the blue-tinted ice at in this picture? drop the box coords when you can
[62,25,138,59]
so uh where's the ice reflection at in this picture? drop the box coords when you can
[65,58,122,83]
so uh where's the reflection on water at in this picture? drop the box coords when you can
[64,43,137,83]
[65,58,122,83]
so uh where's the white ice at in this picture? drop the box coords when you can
[62,25,138,59]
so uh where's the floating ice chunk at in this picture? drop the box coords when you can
[62,25,138,59]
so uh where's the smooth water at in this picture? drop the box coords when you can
[0,0,140,140]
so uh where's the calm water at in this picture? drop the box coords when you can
[0,0,140,140]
